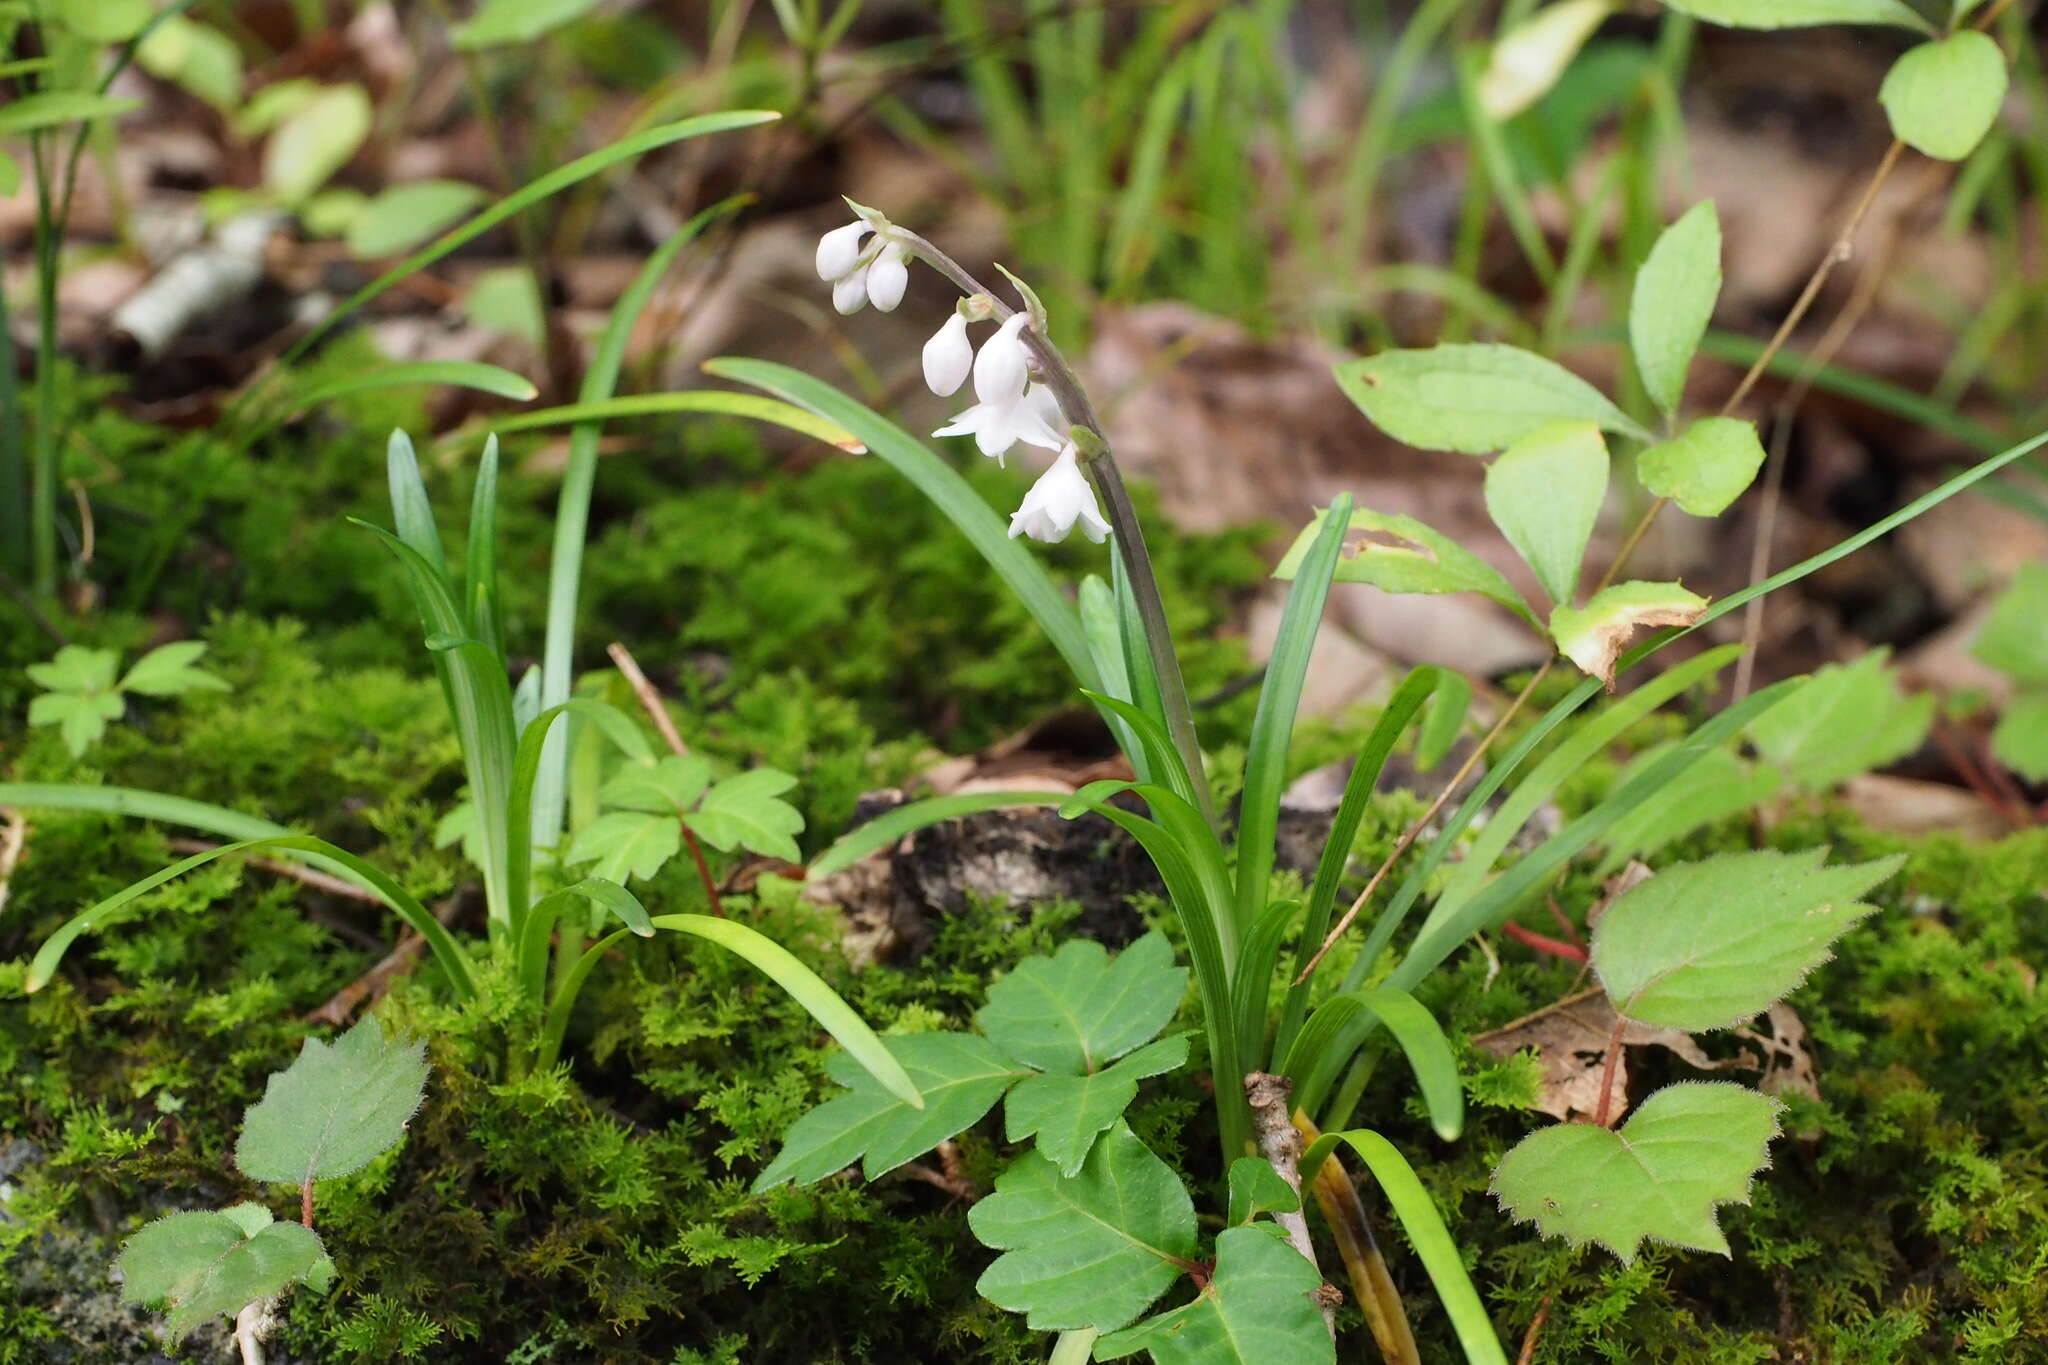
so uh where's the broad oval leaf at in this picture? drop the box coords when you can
[1654,0,1931,30]
[1335,343,1647,456]
[1592,848,1905,1031]
[263,84,371,207]
[1637,415,1764,516]
[118,1208,328,1340]
[1484,420,1609,607]
[1991,694,2048,783]
[1744,650,1932,793]
[976,931,1187,1076]
[1276,504,1537,625]
[1549,580,1707,687]
[1479,0,1615,122]
[1491,1081,1782,1262]
[1094,1226,1332,1365]
[235,1013,428,1186]
[1973,563,2048,686]
[970,1122,1197,1333]
[1629,202,1722,418]
[346,180,489,257]
[1880,32,2009,162]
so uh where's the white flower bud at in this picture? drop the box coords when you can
[973,313,1032,405]
[923,312,973,396]
[832,268,871,315]
[866,243,909,311]
[1009,444,1110,545]
[815,221,872,281]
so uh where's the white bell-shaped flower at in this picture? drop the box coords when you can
[1009,444,1110,544]
[933,380,1066,466]
[866,242,909,311]
[831,268,870,315]
[923,312,973,396]
[815,221,872,281]
[973,313,1032,404]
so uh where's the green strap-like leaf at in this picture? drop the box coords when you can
[806,791,1074,879]
[1281,986,1463,1138]
[480,392,860,451]
[288,362,537,412]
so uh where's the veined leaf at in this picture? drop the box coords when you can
[1484,420,1608,607]
[1276,505,1537,625]
[235,1014,428,1186]
[1629,202,1722,418]
[685,768,804,862]
[1637,416,1765,517]
[1592,848,1905,1031]
[1491,1081,1782,1261]
[601,754,711,814]
[1004,1035,1187,1177]
[1745,650,1932,792]
[969,1122,1196,1333]
[1880,32,2009,162]
[1226,1157,1302,1226]
[118,1207,328,1340]
[977,931,1187,1076]
[1335,343,1648,455]
[1094,1226,1332,1364]
[563,810,678,884]
[119,641,229,698]
[1974,563,2048,686]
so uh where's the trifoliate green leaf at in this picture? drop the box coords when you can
[1654,0,1930,30]
[1745,651,1933,792]
[1225,1157,1301,1226]
[117,1206,329,1339]
[119,641,229,697]
[1094,1226,1333,1364]
[1003,1035,1187,1176]
[969,1122,1197,1333]
[1276,505,1537,626]
[1592,848,1905,1031]
[1491,1081,1781,1262]
[26,644,119,695]
[235,1014,428,1186]
[1630,202,1722,418]
[685,768,804,862]
[564,810,680,883]
[1637,416,1765,517]
[1880,32,2008,162]
[27,691,123,757]
[754,1033,1027,1190]
[1336,343,1647,455]
[1549,581,1707,687]
[1973,564,2048,687]
[601,754,712,814]
[976,931,1187,1075]
[1483,420,1609,608]
[1991,693,2048,784]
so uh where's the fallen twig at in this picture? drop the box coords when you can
[1245,1073,1338,1342]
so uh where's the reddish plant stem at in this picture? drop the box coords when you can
[1591,1014,1629,1129]
[300,1181,314,1229]
[608,642,725,917]
[1516,1295,1555,1365]
[1503,920,1588,964]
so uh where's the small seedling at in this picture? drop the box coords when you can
[27,641,227,757]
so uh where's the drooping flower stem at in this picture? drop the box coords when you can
[895,230,1218,830]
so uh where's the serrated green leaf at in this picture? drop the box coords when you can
[1484,420,1608,607]
[1593,744,1781,877]
[1630,202,1722,417]
[1336,343,1647,455]
[1991,693,2048,783]
[1592,848,1904,1031]
[1745,651,1933,791]
[755,1033,1026,1189]
[263,84,371,206]
[600,754,712,814]
[1655,0,1931,30]
[1004,1035,1188,1177]
[969,1122,1197,1333]
[346,180,488,258]
[119,641,230,698]
[26,644,119,695]
[1276,505,1538,625]
[1880,32,2008,162]
[564,810,680,883]
[235,1014,428,1186]
[27,691,122,756]
[453,0,600,48]
[975,932,1187,1075]
[1973,564,2048,687]
[1637,416,1765,516]
[1094,1225,1332,1364]
[1225,1157,1301,1226]
[1549,581,1707,686]
[1491,1081,1782,1262]
[685,768,804,861]
[117,1208,328,1339]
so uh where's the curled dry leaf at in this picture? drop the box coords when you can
[1549,581,1708,689]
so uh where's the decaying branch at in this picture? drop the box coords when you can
[1244,1072,1339,1341]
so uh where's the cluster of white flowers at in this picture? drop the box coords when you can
[815,215,1110,545]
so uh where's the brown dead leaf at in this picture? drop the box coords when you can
[1837,773,2010,841]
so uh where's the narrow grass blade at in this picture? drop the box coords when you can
[1236,491,1352,939]
[464,436,504,663]
[504,697,654,922]
[650,913,921,1108]
[1230,897,1301,1074]
[807,791,1075,880]
[480,392,863,451]
[289,362,537,411]
[517,877,651,1003]
[1080,690,1199,812]
[703,357,1101,693]
[1300,1130,1510,1365]
[1281,987,1462,1139]
[536,926,635,1072]
[1273,667,1441,1063]
[1080,576,1154,789]
[26,835,474,999]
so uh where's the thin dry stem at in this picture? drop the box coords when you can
[0,806,27,918]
